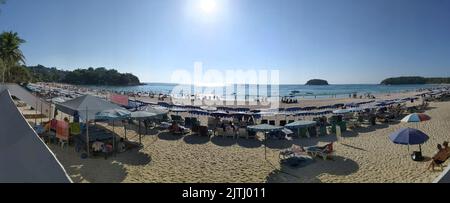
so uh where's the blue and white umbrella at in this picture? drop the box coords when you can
[389,128,429,153]
[401,113,431,123]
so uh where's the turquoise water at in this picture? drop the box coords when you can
[85,83,445,99]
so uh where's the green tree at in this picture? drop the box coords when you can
[0,31,26,83]
[8,65,32,83]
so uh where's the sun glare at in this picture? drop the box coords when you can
[199,0,217,14]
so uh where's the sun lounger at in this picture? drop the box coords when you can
[304,143,334,160]
[238,128,248,139]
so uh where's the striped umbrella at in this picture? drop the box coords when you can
[401,113,431,123]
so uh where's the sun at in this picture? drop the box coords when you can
[199,0,217,14]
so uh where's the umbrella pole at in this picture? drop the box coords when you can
[124,120,127,140]
[139,119,142,144]
[113,120,115,157]
[419,144,422,153]
[264,132,267,160]
[86,107,89,157]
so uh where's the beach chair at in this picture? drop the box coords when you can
[185,117,193,128]
[308,126,318,137]
[216,128,225,137]
[319,126,327,136]
[299,128,310,138]
[170,115,185,125]
[304,143,334,160]
[192,117,200,127]
[247,130,257,139]
[198,126,211,137]
[225,129,236,138]
[169,123,190,135]
[238,128,248,139]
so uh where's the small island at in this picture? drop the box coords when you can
[306,79,329,85]
[381,76,450,85]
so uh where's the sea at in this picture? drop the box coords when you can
[83,83,447,100]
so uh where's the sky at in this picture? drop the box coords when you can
[1,0,450,84]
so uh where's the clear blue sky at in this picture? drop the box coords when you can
[1,0,450,84]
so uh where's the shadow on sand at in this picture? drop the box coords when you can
[264,139,293,149]
[236,139,263,148]
[158,132,184,141]
[210,136,237,147]
[114,149,152,166]
[266,155,359,183]
[183,134,210,145]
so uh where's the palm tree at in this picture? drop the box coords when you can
[0,31,26,83]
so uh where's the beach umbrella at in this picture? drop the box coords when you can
[200,106,217,111]
[389,128,429,153]
[211,111,229,118]
[401,113,431,123]
[131,111,158,144]
[332,109,352,114]
[95,108,131,120]
[247,124,284,159]
[145,106,169,117]
[285,120,317,138]
[348,107,365,113]
[170,108,188,114]
[285,120,317,129]
[95,108,131,155]
[345,102,359,107]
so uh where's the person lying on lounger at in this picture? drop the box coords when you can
[427,144,448,171]
[169,122,181,132]
[303,143,333,153]
[169,122,188,134]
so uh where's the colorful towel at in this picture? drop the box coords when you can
[110,94,129,106]
[50,119,58,130]
[69,122,81,135]
[56,120,69,141]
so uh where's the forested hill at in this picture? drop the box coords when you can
[27,65,141,86]
[381,76,450,85]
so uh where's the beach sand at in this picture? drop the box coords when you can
[36,99,450,183]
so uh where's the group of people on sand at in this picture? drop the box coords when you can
[428,141,450,171]
[281,97,298,104]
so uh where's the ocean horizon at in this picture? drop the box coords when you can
[81,83,446,100]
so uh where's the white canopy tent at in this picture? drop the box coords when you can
[55,95,124,157]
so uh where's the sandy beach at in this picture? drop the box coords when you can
[18,84,449,183]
